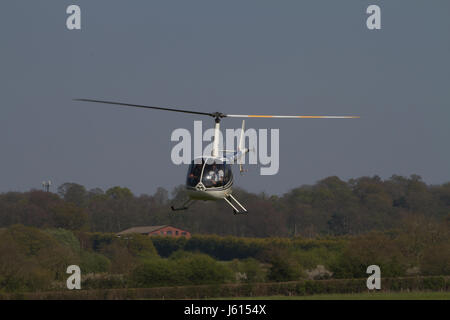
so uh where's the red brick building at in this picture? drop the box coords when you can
[117,225,191,238]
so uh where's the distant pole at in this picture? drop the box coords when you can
[42,180,52,192]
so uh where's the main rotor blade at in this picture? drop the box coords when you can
[226,114,360,119]
[74,99,215,117]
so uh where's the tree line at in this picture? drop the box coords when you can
[0,174,448,237]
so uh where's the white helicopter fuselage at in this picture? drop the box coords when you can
[180,120,247,213]
[185,155,235,201]
[186,186,233,201]
[184,157,246,213]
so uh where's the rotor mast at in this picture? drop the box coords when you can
[212,116,222,158]
[206,112,226,158]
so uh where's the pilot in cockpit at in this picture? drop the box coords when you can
[189,163,203,183]
[207,163,224,186]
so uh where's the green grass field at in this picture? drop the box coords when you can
[213,291,450,300]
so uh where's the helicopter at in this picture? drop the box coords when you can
[75,98,359,214]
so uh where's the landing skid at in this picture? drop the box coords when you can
[171,199,195,211]
[171,195,248,215]
[224,194,248,214]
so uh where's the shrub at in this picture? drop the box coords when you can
[179,253,233,285]
[80,251,111,273]
[150,236,187,257]
[420,243,450,276]
[422,276,446,291]
[330,232,408,278]
[130,259,183,287]
[228,258,266,283]
[131,253,233,287]
[266,249,304,282]
[124,234,159,260]
[44,228,81,252]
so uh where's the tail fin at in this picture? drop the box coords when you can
[223,120,249,174]
[238,120,245,153]
[238,120,248,174]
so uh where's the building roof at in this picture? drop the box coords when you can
[116,225,168,236]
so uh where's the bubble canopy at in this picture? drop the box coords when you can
[186,158,233,189]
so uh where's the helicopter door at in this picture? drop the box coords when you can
[223,163,232,186]
[186,159,204,187]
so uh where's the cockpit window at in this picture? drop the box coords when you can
[224,164,232,184]
[186,160,203,187]
[186,158,233,189]
[202,162,225,188]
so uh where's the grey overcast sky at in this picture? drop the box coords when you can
[0,1,449,196]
